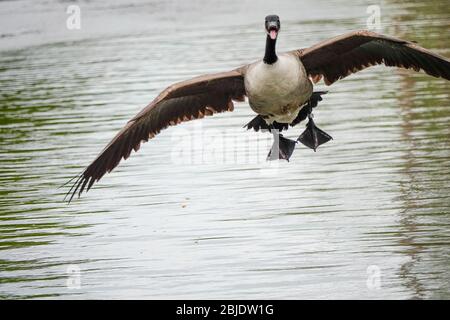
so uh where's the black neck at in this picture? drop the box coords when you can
[263,35,277,65]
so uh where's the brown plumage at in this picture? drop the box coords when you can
[296,30,450,85]
[66,69,246,202]
[65,26,450,202]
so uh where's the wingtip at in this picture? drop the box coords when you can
[63,173,85,204]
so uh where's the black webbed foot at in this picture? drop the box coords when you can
[297,116,332,151]
[267,133,297,161]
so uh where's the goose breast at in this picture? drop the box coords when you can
[245,53,313,124]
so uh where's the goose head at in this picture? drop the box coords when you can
[265,15,280,40]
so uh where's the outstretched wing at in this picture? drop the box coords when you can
[66,68,246,202]
[295,30,450,85]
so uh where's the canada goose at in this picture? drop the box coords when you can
[66,15,450,202]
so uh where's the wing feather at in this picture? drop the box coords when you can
[66,68,246,202]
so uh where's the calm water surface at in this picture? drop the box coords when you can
[0,0,449,299]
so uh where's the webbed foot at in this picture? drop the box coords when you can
[297,116,332,151]
[267,133,297,161]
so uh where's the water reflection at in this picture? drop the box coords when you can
[0,0,449,299]
[384,0,450,299]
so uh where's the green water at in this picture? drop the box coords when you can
[0,0,449,299]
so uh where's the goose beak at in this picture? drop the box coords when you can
[266,22,279,40]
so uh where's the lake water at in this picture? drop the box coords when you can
[0,0,449,299]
